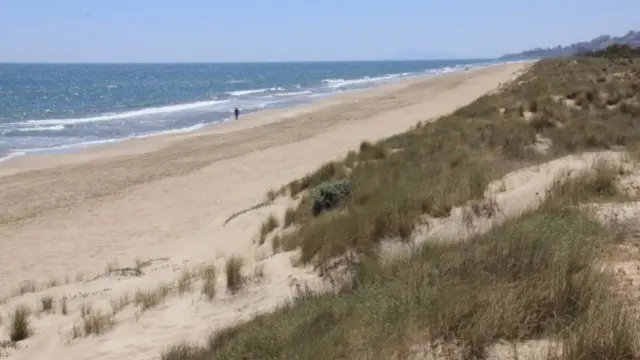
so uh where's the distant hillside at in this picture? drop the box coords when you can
[500,30,640,60]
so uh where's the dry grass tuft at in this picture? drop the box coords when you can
[258,214,279,245]
[225,256,245,293]
[134,283,172,311]
[9,306,30,342]
[546,158,628,206]
[161,344,204,360]
[61,296,68,315]
[288,161,347,198]
[177,268,194,294]
[201,265,217,301]
[79,302,92,318]
[82,310,116,336]
[266,189,278,202]
[40,296,54,313]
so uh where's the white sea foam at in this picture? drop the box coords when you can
[24,99,231,126]
[0,151,26,164]
[276,90,312,97]
[226,87,285,96]
[8,122,212,158]
[321,74,403,89]
[9,124,66,133]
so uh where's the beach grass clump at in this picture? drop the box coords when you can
[134,283,172,311]
[177,268,194,294]
[258,213,279,245]
[61,296,68,315]
[288,161,348,197]
[225,256,245,293]
[357,140,388,161]
[9,306,30,342]
[40,296,54,313]
[161,344,204,360]
[546,158,628,206]
[82,311,116,336]
[201,265,217,301]
[265,189,278,202]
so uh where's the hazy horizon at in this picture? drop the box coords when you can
[2,0,639,63]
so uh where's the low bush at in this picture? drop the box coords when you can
[312,180,351,217]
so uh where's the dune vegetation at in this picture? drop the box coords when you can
[163,46,640,359]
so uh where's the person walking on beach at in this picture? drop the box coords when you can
[234,106,240,121]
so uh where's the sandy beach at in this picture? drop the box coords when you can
[0,62,530,360]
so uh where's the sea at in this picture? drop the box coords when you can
[0,59,506,161]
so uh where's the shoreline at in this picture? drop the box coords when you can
[0,60,533,277]
[0,60,524,172]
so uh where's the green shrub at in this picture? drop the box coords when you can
[312,180,351,216]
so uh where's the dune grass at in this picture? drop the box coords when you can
[163,50,640,359]
[162,200,637,359]
[134,283,172,312]
[283,207,296,228]
[9,306,30,342]
[61,296,68,315]
[276,53,640,271]
[225,256,245,293]
[40,296,54,313]
[201,264,217,301]
[82,311,116,337]
[258,214,279,245]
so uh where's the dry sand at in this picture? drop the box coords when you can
[0,62,530,360]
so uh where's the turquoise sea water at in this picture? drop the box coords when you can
[0,59,501,158]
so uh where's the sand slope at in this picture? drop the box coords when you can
[0,63,529,360]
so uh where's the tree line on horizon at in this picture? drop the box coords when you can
[578,44,640,58]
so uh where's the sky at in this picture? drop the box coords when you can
[1,0,639,63]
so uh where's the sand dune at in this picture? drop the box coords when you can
[0,62,529,360]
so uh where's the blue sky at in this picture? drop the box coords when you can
[1,0,639,63]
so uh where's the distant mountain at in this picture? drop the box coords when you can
[500,30,640,60]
